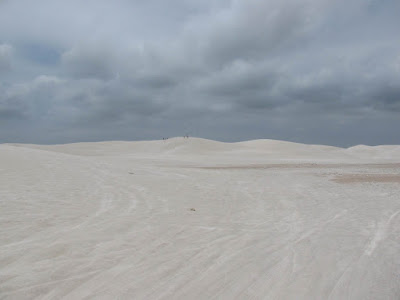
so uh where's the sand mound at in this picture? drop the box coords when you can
[345,144,400,159]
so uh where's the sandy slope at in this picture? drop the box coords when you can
[1,138,400,299]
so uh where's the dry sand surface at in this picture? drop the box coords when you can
[1,137,400,299]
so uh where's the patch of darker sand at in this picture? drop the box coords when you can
[332,174,400,184]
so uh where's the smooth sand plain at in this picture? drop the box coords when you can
[1,137,400,299]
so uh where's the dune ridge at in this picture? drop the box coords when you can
[6,137,400,160]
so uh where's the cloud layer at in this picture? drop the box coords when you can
[1,0,399,145]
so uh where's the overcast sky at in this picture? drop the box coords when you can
[0,0,399,146]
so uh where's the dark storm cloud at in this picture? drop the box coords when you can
[369,84,400,112]
[0,0,399,145]
[0,92,27,120]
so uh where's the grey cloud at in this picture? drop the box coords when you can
[0,44,13,72]
[0,0,400,145]
[0,76,64,121]
[83,82,170,122]
[132,75,177,89]
[369,84,400,111]
[0,75,170,129]
[19,42,60,66]
[61,44,116,80]
[198,0,321,66]
[198,60,278,97]
[0,93,27,120]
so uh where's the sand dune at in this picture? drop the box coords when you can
[1,138,400,299]
[13,137,400,161]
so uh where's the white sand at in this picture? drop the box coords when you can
[1,137,400,299]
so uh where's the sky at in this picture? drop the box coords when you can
[0,0,399,146]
